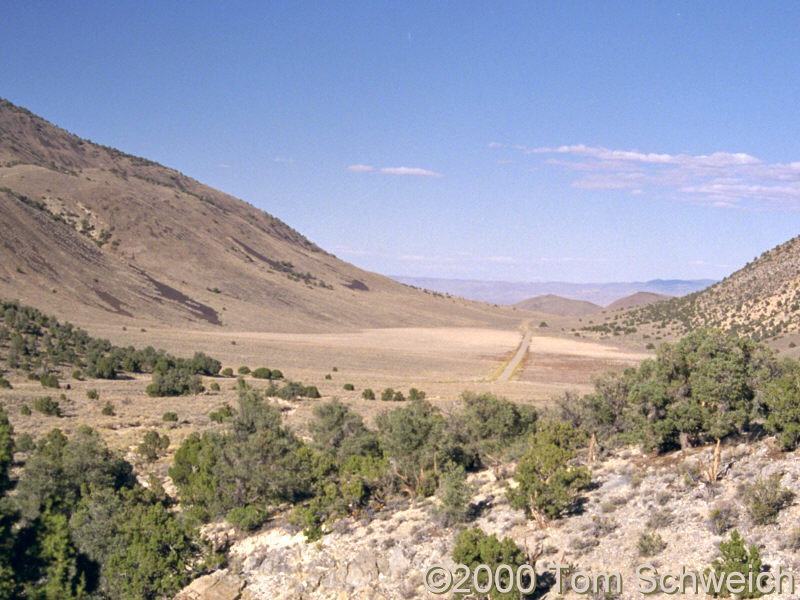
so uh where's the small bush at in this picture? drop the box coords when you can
[343,383,355,391]
[361,388,375,400]
[15,433,35,453]
[743,474,794,525]
[0,377,11,389]
[101,401,115,416]
[40,373,60,388]
[711,530,764,599]
[137,430,170,462]
[304,385,321,399]
[408,388,426,401]
[252,367,272,379]
[451,528,530,600]
[637,529,666,556]
[270,369,283,379]
[324,374,332,380]
[209,382,220,391]
[436,463,472,525]
[332,367,338,372]
[20,404,31,416]
[222,367,234,377]
[227,505,269,532]
[71,369,83,380]
[709,503,738,535]
[539,321,548,328]
[146,368,204,397]
[162,411,179,422]
[33,396,61,417]
[646,509,673,529]
[238,366,251,375]
[209,403,235,423]
[86,389,99,400]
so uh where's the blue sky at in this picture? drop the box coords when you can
[3,2,799,282]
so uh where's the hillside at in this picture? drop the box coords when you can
[0,99,520,332]
[605,291,671,311]
[612,235,800,342]
[514,294,601,316]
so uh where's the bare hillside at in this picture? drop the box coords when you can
[0,99,520,332]
[514,294,601,316]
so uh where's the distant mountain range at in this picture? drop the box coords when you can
[391,277,716,306]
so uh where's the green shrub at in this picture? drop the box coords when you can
[304,385,321,399]
[343,383,355,391]
[0,377,10,389]
[539,321,548,327]
[710,530,765,599]
[408,388,425,401]
[270,369,284,380]
[33,396,61,417]
[637,529,666,556]
[743,474,794,525]
[507,421,591,524]
[361,388,375,400]
[227,505,269,532]
[764,375,800,450]
[16,432,35,453]
[86,389,99,400]
[71,369,82,379]
[222,367,234,377]
[709,503,737,534]
[40,373,60,388]
[101,401,115,416]
[20,404,31,416]
[209,381,220,391]
[146,368,204,397]
[451,528,531,600]
[137,431,170,462]
[237,366,250,375]
[324,373,332,380]
[436,463,472,525]
[252,367,272,379]
[209,403,235,423]
[163,411,179,422]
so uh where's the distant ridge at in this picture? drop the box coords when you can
[514,294,600,316]
[392,276,715,306]
[605,291,671,311]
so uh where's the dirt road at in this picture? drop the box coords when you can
[496,328,533,381]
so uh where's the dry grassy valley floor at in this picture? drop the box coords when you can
[0,324,649,459]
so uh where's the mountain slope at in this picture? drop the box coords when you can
[0,99,520,332]
[621,235,800,341]
[605,291,671,312]
[514,294,601,316]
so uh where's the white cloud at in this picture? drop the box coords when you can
[347,164,374,172]
[380,166,443,177]
[274,156,295,164]
[511,143,800,210]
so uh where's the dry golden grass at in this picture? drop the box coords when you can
[0,324,649,457]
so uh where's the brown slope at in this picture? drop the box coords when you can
[605,291,671,311]
[0,99,521,332]
[514,294,601,316]
[621,234,800,342]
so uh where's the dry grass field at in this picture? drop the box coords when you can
[0,322,652,473]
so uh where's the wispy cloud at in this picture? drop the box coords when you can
[347,164,374,172]
[380,166,443,177]
[505,144,800,210]
[274,156,295,164]
[347,164,443,177]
